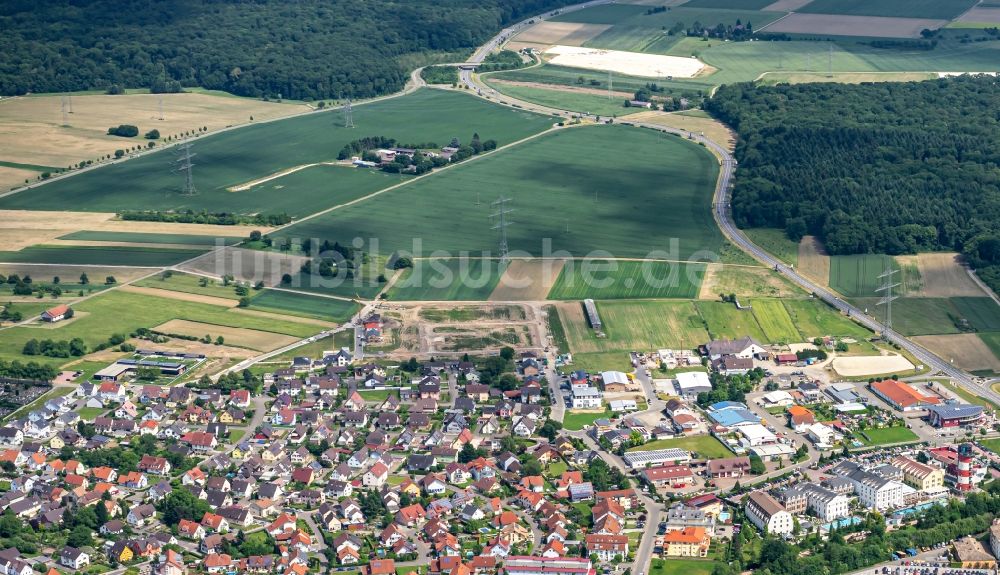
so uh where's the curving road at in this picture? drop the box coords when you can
[456,3,998,407]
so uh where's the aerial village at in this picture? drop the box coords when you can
[0,311,998,575]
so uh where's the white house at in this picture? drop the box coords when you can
[571,386,602,409]
[847,470,904,511]
[744,491,792,536]
[363,462,388,488]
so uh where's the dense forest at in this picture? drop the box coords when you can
[706,76,1000,289]
[0,0,573,99]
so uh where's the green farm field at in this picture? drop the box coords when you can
[749,298,800,343]
[982,333,1000,364]
[549,4,648,24]
[696,301,768,342]
[58,231,242,246]
[797,0,977,19]
[0,245,207,266]
[134,271,242,299]
[486,65,716,98]
[249,289,359,322]
[278,126,722,258]
[386,259,503,301]
[0,90,553,216]
[557,300,710,353]
[781,298,872,339]
[483,82,642,118]
[829,254,904,298]
[0,290,319,365]
[852,297,961,336]
[742,228,798,266]
[682,0,777,9]
[547,260,706,300]
[951,297,1000,332]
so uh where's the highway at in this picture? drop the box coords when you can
[456,2,1000,408]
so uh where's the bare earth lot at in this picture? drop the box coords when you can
[0,210,267,249]
[913,334,1000,373]
[797,236,830,284]
[489,259,565,301]
[180,247,309,284]
[763,14,947,38]
[0,92,309,170]
[832,354,915,377]
[699,263,802,299]
[914,253,986,298]
[512,22,612,47]
[958,7,1000,24]
[153,319,299,352]
[624,110,736,152]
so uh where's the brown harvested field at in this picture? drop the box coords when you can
[179,247,308,284]
[0,92,309,169]
[490,259,566,301]
[624,110,736,152]
[229,308,338,327]
[913,252,986,298]
[0,167,41,193]
[958,7,1000,23]
[153,319,298,352]
[913,334,1000,373]
[763,0,813,10]
[699,263,803,299]
[760,72,936,85]
[798,236,830,284]
[119,285,239,307]
[80,337,254,364]
[512,22,612,47]
[0,209,270,243]
[0,264,159,284]
[50,240,209,250]
[763,14,947,38]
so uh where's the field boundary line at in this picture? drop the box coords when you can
[408,255,767,268]
[264,286,359,303]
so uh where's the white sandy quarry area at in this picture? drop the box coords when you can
[544,45,705,78]
[832,355,915,377]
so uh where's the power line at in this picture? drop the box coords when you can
[176,142,198,196]
[158,96,164,121]
[60,96,69,127]
[875,257,900,340]
[344,99,354,128]
[491,197,514,267]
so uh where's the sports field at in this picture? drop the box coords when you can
[58,231,242,246]
[626,435,731,458]
[857,426,920,446]
[547,260,706,300]
[556,300,710,353]
[386,259,503,301]
[0,245,207,266]
[248,289,359,322]
[279,126,722,258]
[0,90,554,216]
[749,298,800,343]
[0,289,319,365]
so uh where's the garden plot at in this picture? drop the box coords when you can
[544,45,706,78]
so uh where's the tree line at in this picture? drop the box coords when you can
[119,210,291,226]
[706,76,1000,291]
[0,0,576,99]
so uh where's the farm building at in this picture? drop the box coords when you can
[870,379,940,412]
[641,464,694,490]
[609,399,637,413]
[926,404,983,428]
[703,336,767,361]
[774,353,798,365]
[93,364,132,383]
[41,304,71,322]
[117,359,188,376]
[582,299,601,330]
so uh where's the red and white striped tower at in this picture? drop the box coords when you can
[956,443,973,492]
